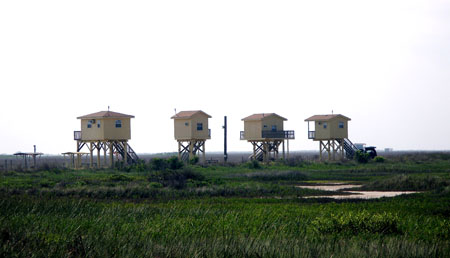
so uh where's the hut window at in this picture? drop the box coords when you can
[97,121,101,128]
[323,122,327,129]
[185,122,189,126]
[87,120,93,128]
[115,120,122,128]
[263,125,268,129]
[197,123,203,131]
[339,122,344,128]
[271,125,277,132]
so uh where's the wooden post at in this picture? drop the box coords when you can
[97,143,101,168]
[282,140,285,160]
[252,142,256,160]
[178,141,181,160]
[327,140,331,160]
[89,142,94,168]
[109,142,114,168]
[331,140,336,160]
[264,142,268,163]
[202,141,206,164]
[319,141,323,160]
[103,143,107,165]
[287,139,290,159]
[189,141,194,160]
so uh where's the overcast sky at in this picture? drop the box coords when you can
[1,0,449,155]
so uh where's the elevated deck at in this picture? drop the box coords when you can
[240,130,295,140]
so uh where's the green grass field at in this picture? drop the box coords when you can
[1,153,450,257]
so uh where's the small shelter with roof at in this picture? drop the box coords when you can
[240,113,294,162]
[14,145,43,170]
[171,110,211,163]
[73,110,139,168]
[305,114,357,160]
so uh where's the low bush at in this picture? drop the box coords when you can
[242,171,308,181]
[247,160,262,169]
[147,167,204,189]
[361,174,450,191]
[150,158,168,171]
[168,156,184,170]
[312,210,401,236]
[109,174,132,182]
[355,151,370,163]
[189,156,199,165]
[374,156,385,163]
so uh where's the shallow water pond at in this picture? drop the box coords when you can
[297,184,419,199]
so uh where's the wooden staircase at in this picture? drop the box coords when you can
[113,142,139,165]
[337,138,359,159]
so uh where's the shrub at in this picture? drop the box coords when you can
[147,167,203,189]
[361,174,450,191]
[374,156,385,163]
[243,170,308,181]
[149,182,163,188]
[150,158,168,171]
[247,160,262,169]
[129,160,148,172]
[312,210,401,236]
[109,174,132,182]
[168,156,184,170]
[355,150,370,163]
[189,156,199,165]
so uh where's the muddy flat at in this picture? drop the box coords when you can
[297,184,419,199]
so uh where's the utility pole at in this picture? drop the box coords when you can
[33,145,37,168]
[223,116,228,162]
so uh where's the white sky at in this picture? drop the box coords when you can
[1,0,449,155]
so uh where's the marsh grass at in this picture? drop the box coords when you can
[1,153,450,257]
[1,195,449,257]
[358,174,450,191]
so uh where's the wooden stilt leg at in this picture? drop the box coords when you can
[97,143,101,168]
[124,141,128,165]
[202,142,206,164]
[89,142,94,168]
[109,142,114,168]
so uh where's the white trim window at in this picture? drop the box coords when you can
[115,120,122,128]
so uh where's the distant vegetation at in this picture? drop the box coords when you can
[1,153,450,257]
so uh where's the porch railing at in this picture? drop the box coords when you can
[74,131,82,140]
[240,130,295,140]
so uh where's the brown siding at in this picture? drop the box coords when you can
[261,116,284,132]
[244,120,262,140]
[174,113,210,140]
[190,113,210,139]
[80,119,104,140]
[174,119,192,140]
[314,119,348,140]
[103,118,131,140]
